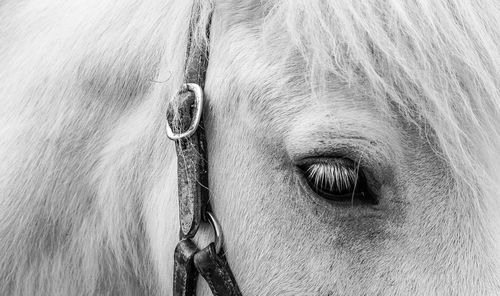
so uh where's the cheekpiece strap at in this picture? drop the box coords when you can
[167,3,210,240]
[173,240,200,296]
[168,2,242,296]
[194,243,243,296]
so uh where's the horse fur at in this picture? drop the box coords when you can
[1,0,500,295]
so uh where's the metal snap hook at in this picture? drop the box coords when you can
[165,83,204,140]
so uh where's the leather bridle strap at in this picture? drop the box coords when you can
[166,2,242,296]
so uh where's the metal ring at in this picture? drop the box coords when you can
[165,83,204,140]
[206,211,223,254]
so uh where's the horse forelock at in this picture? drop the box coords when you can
[222,0,500,182]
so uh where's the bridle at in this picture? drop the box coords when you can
[165,3,242,296]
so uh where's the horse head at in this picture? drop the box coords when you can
[1,0,499,295]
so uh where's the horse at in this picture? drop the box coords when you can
[1,0,500,295]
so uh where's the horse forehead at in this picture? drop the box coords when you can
[208,42,393,142]
[207,14,394,133]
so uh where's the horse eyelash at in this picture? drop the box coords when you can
[304,160,361,193]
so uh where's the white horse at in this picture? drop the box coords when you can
[1,0,500,295]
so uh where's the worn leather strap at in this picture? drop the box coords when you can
[194,243,243,296]
[169,0,210,239]
[170,2,242,296]
[173,239,200,296]
[170,91,209,239]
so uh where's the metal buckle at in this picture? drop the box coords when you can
[166,83,204,140]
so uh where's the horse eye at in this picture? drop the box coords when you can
[298,158,378,205]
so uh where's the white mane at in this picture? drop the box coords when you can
[0,0,195,294]
[257,0,500,191]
